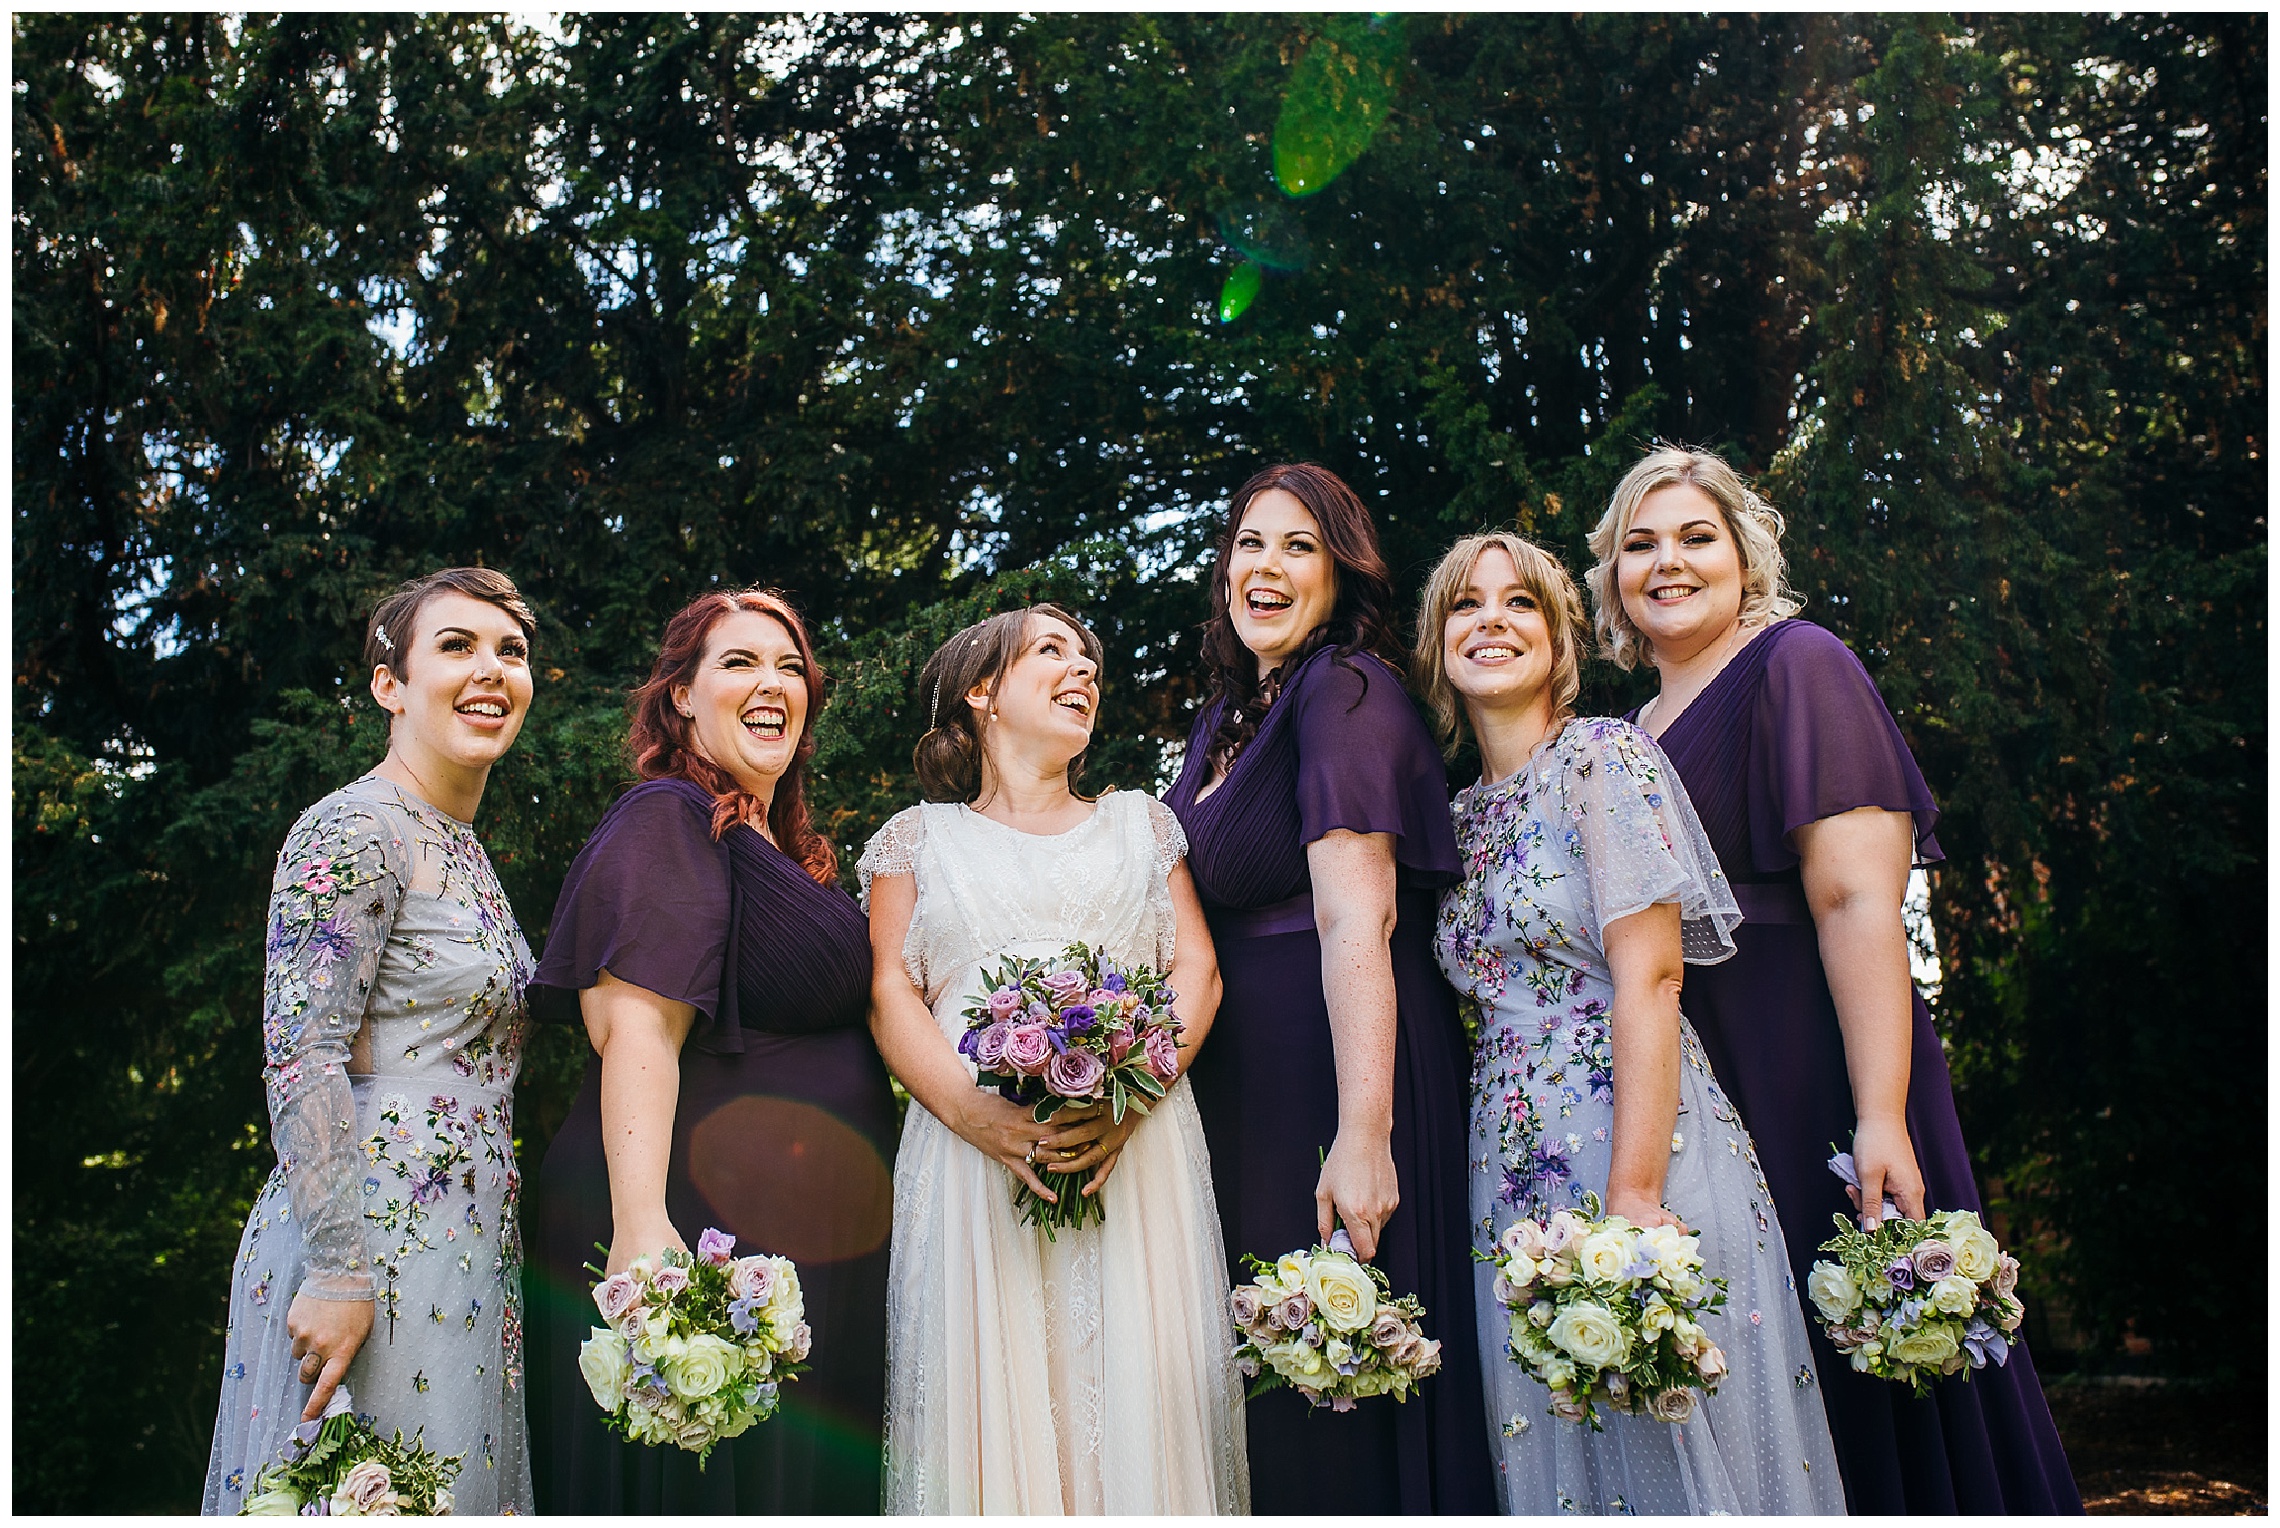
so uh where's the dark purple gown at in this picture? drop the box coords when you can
[1166,648,1497,1516]
[1645,619,2081,1514]
[523,779,896,1515]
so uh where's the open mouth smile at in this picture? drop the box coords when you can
[1648,584,1700,604]
[1053,688,1094,718]
[1244,587,1294,617]
[742,704,788,740]
[456,697,509,720]
[1464,642,1522,662]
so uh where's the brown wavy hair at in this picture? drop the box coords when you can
[625,590,836,885]
[1199,462,1403,777]
[912,604,1104,804]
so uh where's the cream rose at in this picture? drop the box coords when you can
[241,1487,304,1515]
[763,1257,804,1317]
[1992,1252,2021,1300]
[578,1328,632,1409]
[1579,1229,1635,1283]
[1805,1261,1862,1324]
[1305,1254,1379,1333]
[1946,1215,2001,1282]
[332,1460,396,1516]
[664,1332,743,1400]
[1694,1342,1729,1384]
[1547,1301,1632,1369]
[1930,1275,1978,1315]
[1887,1324,1961,1367]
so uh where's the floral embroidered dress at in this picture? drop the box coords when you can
[1433,719,1845,1516]
[202,775,535,1515]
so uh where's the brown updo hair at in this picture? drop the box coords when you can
[624,589,836,885]
[363,567,537,680]
[913,604,1105,804]
[1198,462,1403,778]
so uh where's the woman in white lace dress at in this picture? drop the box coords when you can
[202,570,540,1515]
[859,605,1250,1514]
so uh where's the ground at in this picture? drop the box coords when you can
[2047,1379,2267,1515]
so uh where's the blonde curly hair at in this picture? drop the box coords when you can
[1584,443,1802,671]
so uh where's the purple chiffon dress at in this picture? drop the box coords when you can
[1643,619,2081,1514]
[1166,647,1497,1515]
[522,779,896,1514]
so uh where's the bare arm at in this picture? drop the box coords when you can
[583,969,697,1274]
[1795,805,1926,1228]
[1307,828,1400,1260]
[1165,858,1222,1068]
[864,873,1111,1203]
[1600,901,1687,1229]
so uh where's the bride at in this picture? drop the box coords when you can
[860,604,1250,1515]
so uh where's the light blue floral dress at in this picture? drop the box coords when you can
[201,775,534,1514]
[1434,719,1846,1515]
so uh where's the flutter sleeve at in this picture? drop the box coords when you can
[1291,650,1461,887]
[1750,622,1944,872]
[263,795,408,1300]
[856,805,928,912]
[1560,720,1743,965]
[531,780,732,1033]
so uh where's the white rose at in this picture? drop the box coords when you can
[578,1328,632,1409]
[1547,1301,1632,1369]
[1305,1253,1379,1333]
[431,1489,455,1516]
[663,1332,743,1400]
[763,1257,803,1317]
[1930,1275,1978,1315]
[1579,1230,1634,1283]
[1806,1261,1862,1324]
[1276,1252,1309,1287]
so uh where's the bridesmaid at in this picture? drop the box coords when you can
[1165,462,1497,1514]
[203,568,540,1514]
[1584,443,2081,1513]
[524,590,896,1514]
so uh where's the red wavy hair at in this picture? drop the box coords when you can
[625,589,837,885]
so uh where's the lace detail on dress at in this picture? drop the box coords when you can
[262,795,408,1298]
[856,803,926,910]
[1552,718,1742,964]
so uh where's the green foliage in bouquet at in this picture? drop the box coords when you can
[1808,1209,2025,1397]
[1229,1232,1442,1411]
[237,1393,461,1515]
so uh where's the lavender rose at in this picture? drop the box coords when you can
[333,1460,396,1515]
[1275,1293,1312,1331]
[697,1228,736,1266]
[594,1271,645,1326]
[1910,1239,1957,1282]
[1884,1257,1917,1293]
[1106,1026,1136,1064]
[972,1021,1013,1070]
[1041,969,1089,1004]
[986,986,1024,1020]
[1647,1386,1698,1423]
[1368,1310,1407,1349]
[1992,1253,2021,1299]
[1143,1025,1180,1082]
[1002,1024,1055,1073]
[1045,1047,1107,1099]
[1231,1286,1263,1326]
[729,1257,775,1304]
[651,1264,691,1294]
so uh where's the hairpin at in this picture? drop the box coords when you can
[374,623,394,652]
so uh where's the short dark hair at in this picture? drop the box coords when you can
[912,604,1104,803]
[363,567,536,678]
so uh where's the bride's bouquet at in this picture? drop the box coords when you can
[1481,1194,1730,1429]
[579,1228,810,1465]
[238,1387,462,1515]
[1229,1229,1442,1411]
[1806,1153,2024,1393]
[958,940,1183,1234]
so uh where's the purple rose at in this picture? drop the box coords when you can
[1275,1293,1312,1331]
[1002,1024,1056,1074]
[1046,1047,1106,1099]
[986,986,1024,1020]
[1910,1239,1957,1282]
[1884,1257,1916,1293]
[972,1021,1013,1070]
[1143,1026,1180,1083]
[1042,970,1089,1004]
[697,1228,736,1266]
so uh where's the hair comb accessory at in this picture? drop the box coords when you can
[374,623,393,651]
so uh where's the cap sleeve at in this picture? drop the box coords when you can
[1750,622,1943,873]
[533,780,730,1022]
[1139,792,1189,885]
[857,805,929,912]
[1558,720,1741,965]
[1291,651,1461,886]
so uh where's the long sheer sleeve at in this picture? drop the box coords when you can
[1558,719,1742,965]
[262,797,408,1299]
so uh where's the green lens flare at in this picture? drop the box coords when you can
[1272,14,1406,199]
[1217,261,1264,323]
[1215,199,1312,273]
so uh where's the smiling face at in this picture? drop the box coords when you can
[1226,487,1338,677]
[972,612,1099,768]
[672,609,810,803]
[370,590,534,775]
[1441,544,1560,721]
[1616,482,1747,665]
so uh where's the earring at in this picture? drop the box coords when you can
[678,706,693,718]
